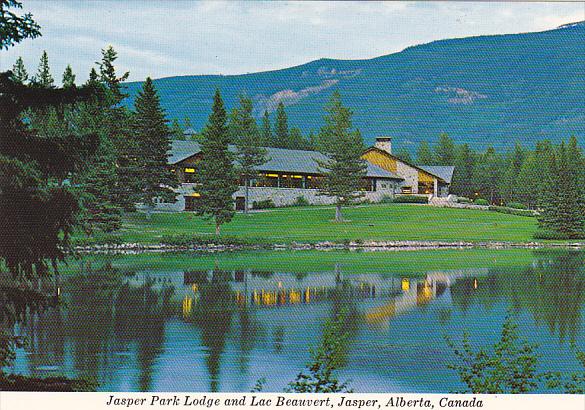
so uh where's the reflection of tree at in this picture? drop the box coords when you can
[187,269,235,392]
[114,280,174,391]
[450,251,585,344]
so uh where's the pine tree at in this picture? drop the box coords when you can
[195,89,238,235]
[98,45,129,103]
[170,118,185,140]
[289,127,306,149]
[394,147,413,163]
[232,95,267,213]
[33,50,54,87]
[317,91,367,222]
[11,56,28,83]
[450,144,476,198]
[417,140,435,164]
[261,110,272,146]
[184,116,192,129]
[62,64,76,89]
[273,102,288,148]
[473,147,503,203]
[435,133,455,165]
[500,143,525,204]
[132,77,178,218]
[514,152,540,209]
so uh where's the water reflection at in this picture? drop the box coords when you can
[4,250,585,392]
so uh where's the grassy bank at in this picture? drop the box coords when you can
[62,248,545,276]
[83,203,538,244]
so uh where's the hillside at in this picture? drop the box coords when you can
[123,22,585,150]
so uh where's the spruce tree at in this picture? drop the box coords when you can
[98,45,129,103]
[514,152,540,209]
[473,147,503,203]
[170,118,185,140]
[132,77,178,218]
[33,50,54,87]
[62,64,76,89]
[394,147,413,163]
[195,89,238,235]
[289,127,306,149]
[274,102,288,148]
[450,144,475,198]
[316,91,367,222]
[261,110,272,146]
[232,95,267,213]
[435,132,455,165]
[500,143,525,204]
[417,140,435,164]
[11,56,28,83]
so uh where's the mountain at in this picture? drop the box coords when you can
[123,22,585,150]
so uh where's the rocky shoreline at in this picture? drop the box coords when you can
[71,240,585,254]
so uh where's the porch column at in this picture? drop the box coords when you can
[434,179,439,196]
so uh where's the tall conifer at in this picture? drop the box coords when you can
[274,102,288,148]
[11,56,28,83]
[195,90,238,235]
[33,50,53,87]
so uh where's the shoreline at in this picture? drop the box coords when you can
[71,240,585,254]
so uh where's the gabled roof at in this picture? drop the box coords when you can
[418,166,455,184]
[169,141,403,180]
[363,146,453,183]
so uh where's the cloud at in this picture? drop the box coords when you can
[0,1,582,84]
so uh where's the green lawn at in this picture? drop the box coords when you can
[104,203,538,244]
[63,248,543,276]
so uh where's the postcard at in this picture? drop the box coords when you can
[0,1,584,409]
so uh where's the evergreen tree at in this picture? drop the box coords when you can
[473,147,503,203]
[11,56,28,83]
[539,141,585,238]
[32,50,54,87]
[184,116,192,129]
[195,89,238,235]
[417,140,435,164]
[500,143,525,204]
[97,46,137,211]
[289,127,306,149]
[273,102,288,148]
[317,91,367,222]
[307,131,317,151]
[132,77,178,218]
[62,64,76,89]
[514,152,540,209]
[394,147,413,163]
[232,95,267,213]
[450,144,476,198]
[261,110,272,146]
[170,118,185,140]
[435,132,455,165]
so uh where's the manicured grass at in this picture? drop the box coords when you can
[63,248,542,276]
[87,203,538,244]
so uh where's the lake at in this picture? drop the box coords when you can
[5,249,585,392]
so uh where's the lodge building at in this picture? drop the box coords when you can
[155,136,454,212]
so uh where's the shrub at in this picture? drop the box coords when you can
[392,195,428,204]
[533,229,585,240]
[252,199,275,209]
[457,197,472,204]
[71,234,123,246]
[474,198,489,206]
[292,196,310,207]
[506,202,528,210]
[489,206,536,218]
[380,195,394,204]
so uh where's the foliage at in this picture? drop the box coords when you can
[445,313,541,393]
[10,55,27,83]
[252,198,275,209]
[61,64,75,89]
[435,133,455,165]
[392,195,428,204]
[260,110,272,146]
[488,206,536,218]
[474,198,489,206]
[506,202,527,210]
[316,91,367,221]
[31,50,53,87]
[273,101,288,148]
[285,310,353,393]
[131,77,178,215]
[231,95,267,213]
[0,375,97,391]
[416,140,434,165]
[0,0,41,50]
[160,234,271,247]
[194,89,238,235]
[532,229,583,240]
[292,196,310,207]
[544,351,585,394]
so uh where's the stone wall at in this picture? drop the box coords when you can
[153,181,399,212]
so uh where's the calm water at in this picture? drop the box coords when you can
[5,250,585,392]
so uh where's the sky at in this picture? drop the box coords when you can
[1,1,583,83]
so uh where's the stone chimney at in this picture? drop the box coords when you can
[374,136,392,154]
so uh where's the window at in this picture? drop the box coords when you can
[280,174,303,188]
[305,175,323,189]
[401,186,413,194]
[418,181,434,195]
[255,173,279,187]
[184,167,196,183]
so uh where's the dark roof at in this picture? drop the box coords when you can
[418,166,455,184]
[169,141,402,180]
